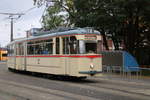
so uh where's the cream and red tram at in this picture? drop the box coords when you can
[7,28,102,78]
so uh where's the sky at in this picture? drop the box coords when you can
[0,0,46,47]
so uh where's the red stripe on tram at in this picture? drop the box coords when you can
[9,55,102,58]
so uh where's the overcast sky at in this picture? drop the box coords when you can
[0,0,45,47]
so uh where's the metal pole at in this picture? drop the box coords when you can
[10,18,13,41]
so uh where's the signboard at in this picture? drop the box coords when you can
[85,35,97,40]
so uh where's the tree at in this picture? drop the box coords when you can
[34,0,150,64]
[34,0,76,30]
[42,2,65,30]
[73,0,150,64]
[73,0,125,50]
[116,0,150,64]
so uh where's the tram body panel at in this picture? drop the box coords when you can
[77,57,102,77]
[24,56,102,77]
[66,57,79,76]
[7,57,15,69]
[26,56,66,74]
[15,57,25,70]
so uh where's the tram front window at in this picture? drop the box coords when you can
[79,40,97,54]
[85,43,97,53]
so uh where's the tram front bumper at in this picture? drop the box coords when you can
[79,70,102,75]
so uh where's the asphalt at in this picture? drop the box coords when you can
[0,62,150,100]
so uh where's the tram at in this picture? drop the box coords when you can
[0,48,7,61]
[7,27,102,78]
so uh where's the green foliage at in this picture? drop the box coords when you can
[42,2,65,30]
[33,0,150,65]
[34,0,75,29]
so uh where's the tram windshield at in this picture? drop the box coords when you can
[79,40,99,54]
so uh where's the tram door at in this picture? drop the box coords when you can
[15,43,26,70]
[13,44,16,69]
[21,42,26,70]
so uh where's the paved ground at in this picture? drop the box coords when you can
[0,62,150,100]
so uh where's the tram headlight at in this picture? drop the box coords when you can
[90,64,94,69]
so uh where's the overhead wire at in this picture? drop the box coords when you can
[0,3,46,29]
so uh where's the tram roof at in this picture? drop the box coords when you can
[8,27,100,45]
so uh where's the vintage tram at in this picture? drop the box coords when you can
[7,28,102,78]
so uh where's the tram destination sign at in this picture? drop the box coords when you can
[85,35,97,40]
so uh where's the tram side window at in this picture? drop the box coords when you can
[27,39,53,55]
[7,46,10,56]
[8,45,14,56]
[63,36,78,54]
[97,40,103,53]
[56,38,60,54]
[34,43,42,54]
[44,39,53,54]
[16,44,19,55]
[17,43,24,55]
[70,36,78,54]
[27,42,34,55]
[63,37,69,54]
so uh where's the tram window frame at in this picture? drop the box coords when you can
[69,36,79,54]
[97,40,103,53]
[8,44,15,56]
[85,42,97,53]
[79,40,97,54]
[16,44,19,55]
[62,36,79,54]
[27,39,53,55]
[63,37,69,54]
[43,40,53,54]
[27,41,35,55]
[56,38,60,54]
[17,43,24,56]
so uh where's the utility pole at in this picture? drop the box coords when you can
[10,18,13,41]
[0,13,24,42]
